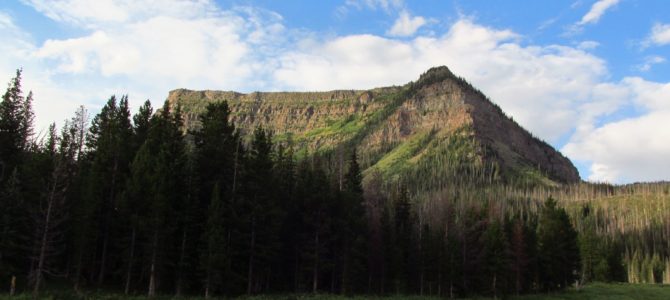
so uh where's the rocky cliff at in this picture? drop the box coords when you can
[167,66,580,186]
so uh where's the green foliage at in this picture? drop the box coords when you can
[4,70,670,299]
[369,130,434,180]
[303,114,365,140]
[537,198,581,291]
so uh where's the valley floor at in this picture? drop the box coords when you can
[2,283,669,300]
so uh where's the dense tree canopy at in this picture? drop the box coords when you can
[1,70,668,298]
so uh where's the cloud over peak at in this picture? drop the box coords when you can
[3,0,670,183]
[386,10,427,37]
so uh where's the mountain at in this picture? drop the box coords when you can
[167,66,579,191]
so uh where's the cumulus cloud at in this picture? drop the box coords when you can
[564,111,670,183]
[0,13,99,135]
[8,1,287,132]
[275,19,607,142]
[386,10,426,37]
[563,78,670,183]
[30,2,285,89]
[20,0,219,28]
[578,0,619,25]
[645,23,670,47]
[4,1,670,183]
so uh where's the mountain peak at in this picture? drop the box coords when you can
[169,66,580,190]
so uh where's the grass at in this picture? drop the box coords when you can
[302,114,365,140]
[2,283,669,299]
[368,130,434,180]
[511,282,670,300]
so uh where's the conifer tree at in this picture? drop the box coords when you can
[482,219,510,299]
[537,197,580,290]
[192,101,242,294]
[86,95,133,285]
[0,70,35,292]
[202,182,228,298]
[339,150,367,294]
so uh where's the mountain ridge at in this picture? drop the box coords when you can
[167,66,580,188]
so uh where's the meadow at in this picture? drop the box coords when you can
[2,283,669,300]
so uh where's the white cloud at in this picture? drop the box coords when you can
[0,14,98,135]
[344,0,403,12]
[386,10,426,37]
[636,55,666,72]
[563,111,670,183]
[4,1,670,183]
[6,1,286,133]
[577,40,600,50]
[578,0,619,25]
[20,0,219,28]
[646,23,670,47]
[275,19,607,142]
[0,11,14,29]
[563,78,670,183]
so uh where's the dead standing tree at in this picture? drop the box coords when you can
[30,119,82,296]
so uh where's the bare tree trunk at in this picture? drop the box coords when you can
[341,253,348,294]
[10,276,16,296]
[204,270,211,299]
[148,231,158,297]
[97,231,109,286]
[33,176,58,297]
[247,216,256,295]
[98,159,118,286]
[124,226,136,295]
[313,231,319,293]
[175,229,187,296]
[73,251,83,291]
[493,273,497,300]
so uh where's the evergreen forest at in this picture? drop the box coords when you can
[1,70,669,299]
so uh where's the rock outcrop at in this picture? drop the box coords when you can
[167,66,580,185]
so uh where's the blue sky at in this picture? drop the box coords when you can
[0,0,669,183]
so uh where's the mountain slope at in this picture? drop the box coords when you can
[167,66,579,188]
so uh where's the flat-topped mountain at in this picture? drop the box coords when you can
[167,66,579,189]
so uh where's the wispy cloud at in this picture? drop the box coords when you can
[578,0,619,25]
[566,0,619,35]
[4,1,670,183]
[577,40,600,50]
[337,0,403,17]
[636,55,666,72]
[344,0,403,12]
[386,10,426,37]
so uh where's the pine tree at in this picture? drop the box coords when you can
[201,182,228,298]
[0,69,35,293]
[0,69,31,176]
[482,219,510,299]
[537,197,580,290]
[193,101,240,294]
[510,218,529,295]
[146,102,187,297]
[86,95,134,286]
[118,101,152,294]
[339,150,367,294]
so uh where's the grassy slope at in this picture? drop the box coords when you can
[4,284,669,300]
[511,283,670,300]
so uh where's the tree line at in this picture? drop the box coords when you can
[1,70,588,298]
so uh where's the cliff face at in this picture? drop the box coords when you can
[167,66,580,185]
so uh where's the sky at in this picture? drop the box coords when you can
[0,0,669,184]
